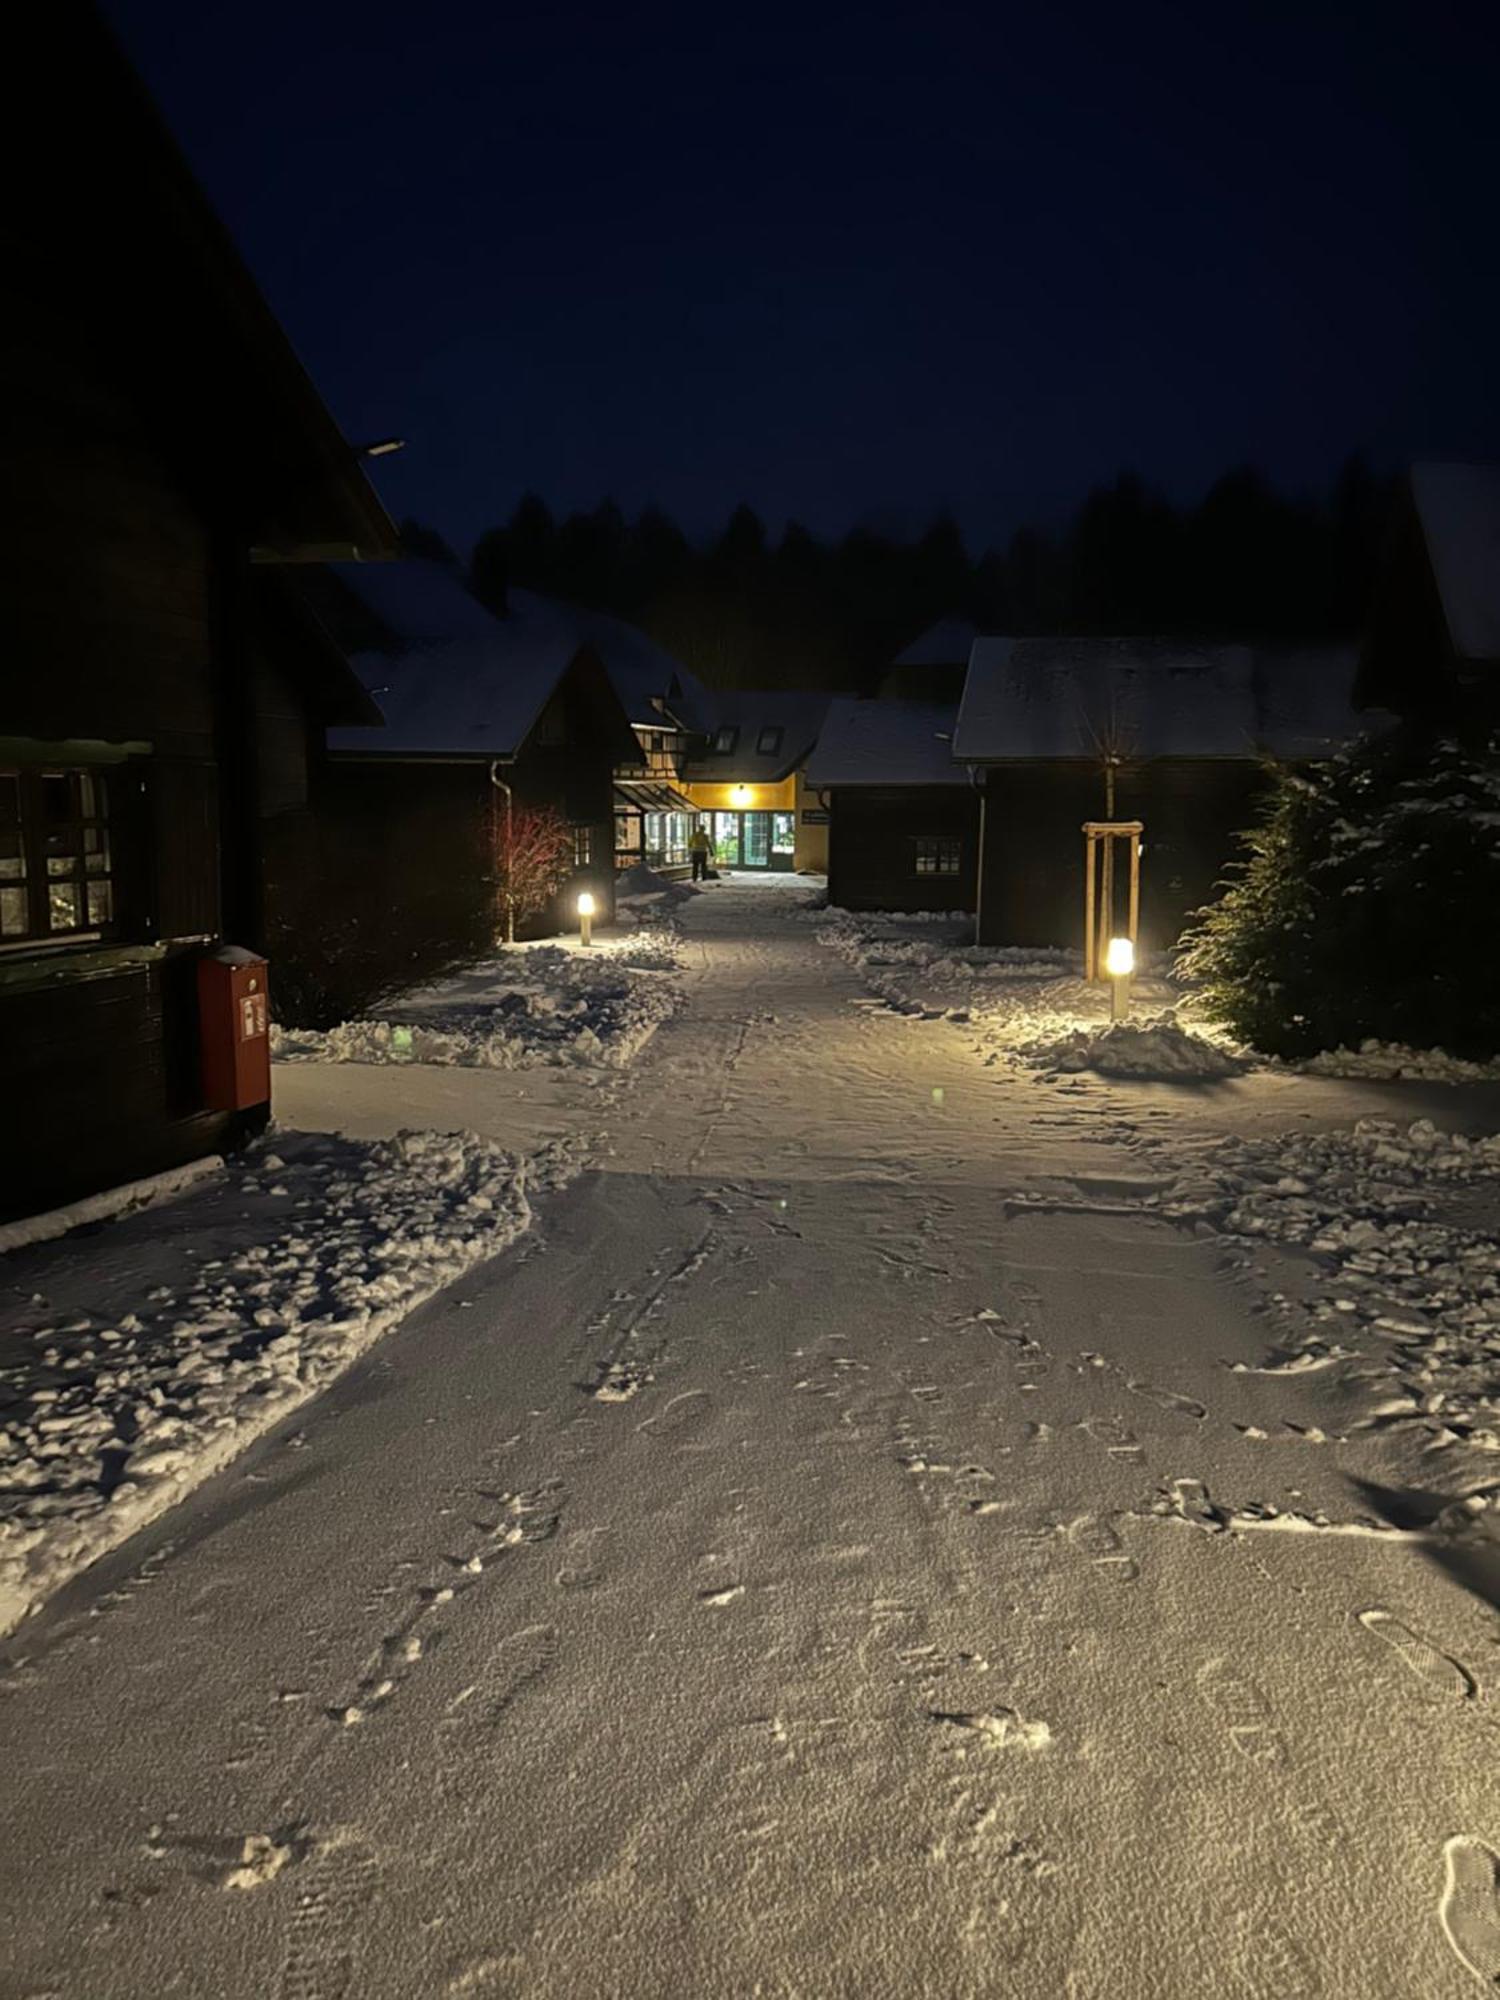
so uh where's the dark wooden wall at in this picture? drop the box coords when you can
[0,271,239,1216]
[827,787,980,912]
[262,655,627,1028]
[975,760,1265,952]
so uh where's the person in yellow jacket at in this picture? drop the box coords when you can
[688,821,713,882]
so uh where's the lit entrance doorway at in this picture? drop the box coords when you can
[710,810,796,869]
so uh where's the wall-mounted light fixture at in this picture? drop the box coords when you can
[730,784,752,808]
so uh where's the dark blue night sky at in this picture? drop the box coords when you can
[105,0,1499,551]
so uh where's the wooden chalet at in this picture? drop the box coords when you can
[805,700,978,912]
[953,638,1365,951]
[282,562,640,1018]
[679,694,831,872]
[1,7,397,1219]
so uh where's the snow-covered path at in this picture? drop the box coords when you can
[4,881,1498,1997]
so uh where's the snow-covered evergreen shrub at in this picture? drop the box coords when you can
[1178,728,1500,1058]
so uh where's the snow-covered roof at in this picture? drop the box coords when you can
[680,691,831,782]
[1253,644,1369,758]
[892,615,979,668]
[1411,462,1500,662]
[955,637,1362,762]
[553,601,712,732]
[805,699,966,787]
[324,563,672,759]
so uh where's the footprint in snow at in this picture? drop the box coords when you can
[1198,1661,1289,1768]
[1126,1379,1206,1420]
[637,1389,713,1439]
[1228,1910,1317,1997]
[554,1527,610,1591]
[1081,1415,1145,1462]
[1440,1835,1500,1986]
[277,1833,378,2000]
[1357,1609,1478,1701]
[443,1625,558,1737]
[1065,1514,1139,1581]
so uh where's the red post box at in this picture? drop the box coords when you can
[197,947,271,1112]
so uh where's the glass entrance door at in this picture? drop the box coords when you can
[711,812,740,866]
[709,810,781,868]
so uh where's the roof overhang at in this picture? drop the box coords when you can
[614,780,695,812]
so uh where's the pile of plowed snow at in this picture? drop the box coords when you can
[273,933,683,1071]
[1028,1017,1244,1080]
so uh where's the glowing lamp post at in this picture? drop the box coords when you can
[577,890,595,947]
[1105,934,1134,1020]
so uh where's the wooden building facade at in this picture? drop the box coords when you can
[1,8,395,1218]
[679,693,832,872]
[275,562,640,1024]
[805,700,978,912]
[954,638,1364,953]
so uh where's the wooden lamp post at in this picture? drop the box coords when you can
[1082,820,1142,982]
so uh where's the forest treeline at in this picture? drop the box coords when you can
[407,457,1398,693]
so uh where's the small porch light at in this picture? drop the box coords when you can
[1105,935,1134,1019]
[730,784,752,808]
[577,890,596,946]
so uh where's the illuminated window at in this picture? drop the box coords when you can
[1,767,119,945]
[912,835,962,877]
[712,725,739,754]
[756,726,783,756]
[572,824,594,868]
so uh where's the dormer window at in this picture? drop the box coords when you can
[713,726,739,754]
[756,727,784,756]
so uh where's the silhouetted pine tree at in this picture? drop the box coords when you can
[459,458,1395,690]
[398,518,459,565]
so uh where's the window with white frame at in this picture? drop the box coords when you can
[1,767,120,946]
[912,835,962,877]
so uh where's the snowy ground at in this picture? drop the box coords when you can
[0,1131,580,1636]
[272,927,684,1072]
[4,876,1500,1997]
[817,907,1500,1086]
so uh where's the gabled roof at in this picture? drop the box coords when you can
[321,562,636,761]
[806,699,966,787]
[954,637,1363,762]
[892,616,980,668]
[680,691,831,783]
[561,605,712,733]
[1411,463,1500,663]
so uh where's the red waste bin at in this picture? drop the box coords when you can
[197,947,271,1112]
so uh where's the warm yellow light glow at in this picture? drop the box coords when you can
[577,892,596,917]
[1105,936,1135,978]
[730,784,753,807]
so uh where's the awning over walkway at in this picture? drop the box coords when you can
[614,779,695,813]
